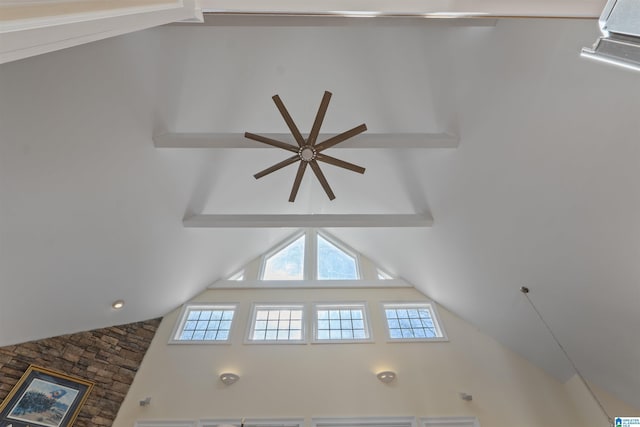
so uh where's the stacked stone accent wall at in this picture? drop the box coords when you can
[0,318,161,426]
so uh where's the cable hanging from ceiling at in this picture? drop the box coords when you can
[520,286,614,427]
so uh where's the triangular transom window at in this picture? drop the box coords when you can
[262,234,305,280]
[222,229,401,286]
[317,234,358,280]
[261,231,360,281]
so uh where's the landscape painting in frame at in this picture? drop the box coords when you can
[0,365,94,427]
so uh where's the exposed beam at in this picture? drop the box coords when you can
[173,15,498,27]
[183,214,433,228]
[154,132,458,149]
[198,0,605,18]
[209,278,413,289]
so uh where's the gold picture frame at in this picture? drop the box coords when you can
[0,365,94,427]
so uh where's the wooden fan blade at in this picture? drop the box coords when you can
[272,95,306,147]
[309,160,336,200]
[316,153,365,174]
[245,132,299,153]
[254,155,300,179]
[308,91,332,146]
[315,123,367,152]
[289,161,308,202]
[244,132,298,153]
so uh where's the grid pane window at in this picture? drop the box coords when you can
[251,306,304,342]
[175,306,236,342]
[384,303,444,340]
[315,305,370,341]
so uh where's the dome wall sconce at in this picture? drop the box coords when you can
[220,372,240,385]
[376,370,396,383]
[111,300,125,310]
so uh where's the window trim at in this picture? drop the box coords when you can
[169,303,238,345]
[136,421,196,427]
[381,301,448,342]
[311,302,373,344]
[312,416,417,427]
[245,303,307,344]
[201,419,305,427]
[421,417,480,427]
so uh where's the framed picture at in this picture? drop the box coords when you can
[0,365,94,427]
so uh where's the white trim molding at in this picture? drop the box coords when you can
[198,0,605,18]
[0,0,202,64]
[312,416,417,427]
[421,417,480,427]
[200,419,305,427]
[136,421,197,427]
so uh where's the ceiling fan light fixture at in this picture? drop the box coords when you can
[299,146,317,162]
[245,91,367,202]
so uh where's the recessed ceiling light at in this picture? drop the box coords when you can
[112,300,125,310]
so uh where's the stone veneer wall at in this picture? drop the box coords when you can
[0,318,161,426]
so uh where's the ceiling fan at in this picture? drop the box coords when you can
[245,91,367,202]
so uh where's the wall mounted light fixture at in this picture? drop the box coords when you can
[376,370,396,383]
[220,372,240,385]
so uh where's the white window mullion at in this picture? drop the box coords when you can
[306,228,317,281]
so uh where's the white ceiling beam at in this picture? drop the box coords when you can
[198,0,605,18]
[178,15,497,27]
[184,214,433,228]
[209,278,413,288]
[154,132,458,149]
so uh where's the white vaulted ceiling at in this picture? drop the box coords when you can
[0,15,639,410]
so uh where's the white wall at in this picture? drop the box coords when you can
[113,287,622,427]
[565,375,640,424]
